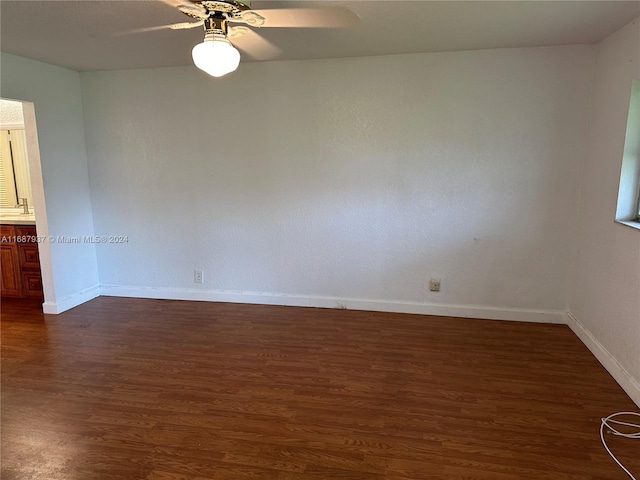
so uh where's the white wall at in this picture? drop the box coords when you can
[569,18,640,405]
[0,53,100,310]
[81,45,593,321]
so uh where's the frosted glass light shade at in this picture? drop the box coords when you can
[192,36,240,78]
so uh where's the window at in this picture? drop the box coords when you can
[616,79,640,228]
[0,129,31,208]
[636,172,640,221]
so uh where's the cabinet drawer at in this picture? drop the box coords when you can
[15,225,37,238]
[18,244,40,270]
[21,271,43,298]
[1,225,15,241]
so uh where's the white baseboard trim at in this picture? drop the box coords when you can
[98,284,567,324]
[566,312,640,408]
[42,285,100,314]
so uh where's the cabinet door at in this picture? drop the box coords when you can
[1,244,22,297]
[21,271,43,298]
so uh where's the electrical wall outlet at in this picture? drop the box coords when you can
[429,278,441,292]
[194,269,204,284]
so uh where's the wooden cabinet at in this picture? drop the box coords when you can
[1,243,22,297]
[1,224,43,299]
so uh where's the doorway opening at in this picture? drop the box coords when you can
[0,98,55,309]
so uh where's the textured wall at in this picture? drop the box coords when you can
[1,53,99,304]
[570,19,640,391]
[81,46,593,313]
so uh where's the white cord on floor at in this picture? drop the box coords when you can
[600,411,640,479]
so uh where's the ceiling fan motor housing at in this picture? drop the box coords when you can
[182,1,249,19]
[181,0,265,29]
[205,15,228,36]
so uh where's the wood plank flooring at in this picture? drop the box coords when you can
[1,296,638,479]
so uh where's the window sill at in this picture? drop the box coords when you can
[615,219,640,231]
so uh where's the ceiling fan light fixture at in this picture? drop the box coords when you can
[192,33,240,77]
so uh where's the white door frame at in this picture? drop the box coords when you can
[5,99,56,307]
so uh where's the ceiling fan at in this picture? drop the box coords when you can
[126,0,359,77]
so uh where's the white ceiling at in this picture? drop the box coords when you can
[1,1,639,72]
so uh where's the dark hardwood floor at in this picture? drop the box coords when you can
[1,296,638,479]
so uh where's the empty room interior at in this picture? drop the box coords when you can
[1,0,639,478]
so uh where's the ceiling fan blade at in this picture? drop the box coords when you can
[157,0,207,18]
[249,6,359,28]
[115,20,204,36]
[169,20,205,30]
[157,0,184,6]
[229,27,281,61]
[114,25,174,35]
[157,0,197,10]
